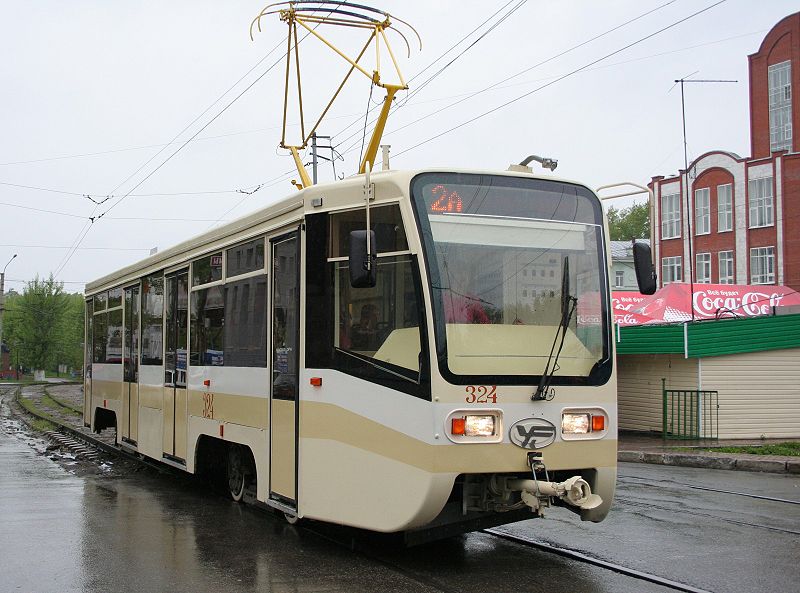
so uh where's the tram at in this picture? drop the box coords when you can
[84,165,637,540]
[83,2,657,543]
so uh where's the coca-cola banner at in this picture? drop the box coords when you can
[613,283,800,326]
[612,292,648,313]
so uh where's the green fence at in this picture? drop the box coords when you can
[662,379,719,440]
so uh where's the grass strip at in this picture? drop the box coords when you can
[31,417,57,432]
[43,387,83,415]
[698,442,800,457]
[14,389,62,431]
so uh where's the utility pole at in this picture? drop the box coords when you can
[311,133,318,185]
[0,254,18,373]
[310,133,337,183]
[674,76,737,321]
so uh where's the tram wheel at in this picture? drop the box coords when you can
[227,445,246,502]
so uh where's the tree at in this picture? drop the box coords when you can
[606,202,650,241]
[4,275,76,374]
[58,293,85,371]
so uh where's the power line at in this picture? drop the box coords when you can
[52,7,336,279]
[336,0,681,161]
[5,279,87,285]
[393,0,728,161]
[51,47,286,277]
[0,200,233,223]
[0,244,152,252]
[0,201,86,219]
[328,0,530,161]
[48,14,303,278]
[0,180,264,201]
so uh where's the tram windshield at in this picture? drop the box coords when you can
[411,172,610,384]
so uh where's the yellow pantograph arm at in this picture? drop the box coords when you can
[359,84,403,174]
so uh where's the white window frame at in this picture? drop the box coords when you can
[695,188,710,235]
[696,253,711,284]
[748,176,774,228]
[661,193,681,240]
[718,251,734,284]
[661,256,682,285]
[768,60,792,152]
[717,183,733,232]
[614,270,624,288]
[750,246,775,285]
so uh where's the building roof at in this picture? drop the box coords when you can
[610,239,649,260]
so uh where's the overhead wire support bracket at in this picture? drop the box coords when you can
[251,1,420,188]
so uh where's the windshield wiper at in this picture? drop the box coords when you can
[533,256,578,401]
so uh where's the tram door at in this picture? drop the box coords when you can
[122,285,140,445]
[163,269,189,462]
[83,299,93,426]
[269,231,300,508]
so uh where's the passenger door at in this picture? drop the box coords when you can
[163,269,189,462]
[122,285,140,445]
[269,231,300,509]
[83,298,93,426]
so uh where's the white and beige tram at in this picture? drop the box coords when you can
[84,166,626,542]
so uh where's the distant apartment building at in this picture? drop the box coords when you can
[648,13,800,292]
[610,240,650,291]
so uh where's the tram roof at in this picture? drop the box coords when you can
[84,167,594,294]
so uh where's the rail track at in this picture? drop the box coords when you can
[483,528,713,593]
[617,472,800,506]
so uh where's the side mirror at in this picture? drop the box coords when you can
[349,230,377,288]
[633,242,657,295]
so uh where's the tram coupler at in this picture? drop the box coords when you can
[490,457,603,517]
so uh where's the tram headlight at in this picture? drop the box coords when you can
[465,415,496,437]
[562,413,590,434]
[452,415,496,437]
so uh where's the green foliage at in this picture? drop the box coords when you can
[607,202,650,241]
[3,275,84,372]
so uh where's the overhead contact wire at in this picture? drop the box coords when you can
[393,0,728,160]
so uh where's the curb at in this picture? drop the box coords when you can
[618,450,796,474]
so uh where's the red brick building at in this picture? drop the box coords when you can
[649,13,800,292]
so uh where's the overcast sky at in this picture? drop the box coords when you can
[1,0,798,293]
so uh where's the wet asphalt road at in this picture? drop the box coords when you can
[2,388,799,593]
[497,464,800,593]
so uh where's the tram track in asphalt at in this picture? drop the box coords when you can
[617,472,800,506]
[483,528,714,593]
[614,495,800,536]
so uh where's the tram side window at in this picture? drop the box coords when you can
[225,276,268,367]
[329,205,409,257]
[333,257,421,373]
[190,286,225,366]
[94,291,107,312]
[192,252,223,286]
[106,309,123,364]
[328,205,421,376]
[107,287,123,309]
[92,306,107,364]
[227,237,265,277]
[141,274,164,366]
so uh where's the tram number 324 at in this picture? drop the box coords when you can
[465,385,498,404]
